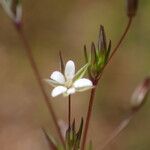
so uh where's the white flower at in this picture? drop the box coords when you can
[45,60,93,97]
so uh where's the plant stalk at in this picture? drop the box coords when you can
[98,17,133,80]
[68,95,71,129]
[81,85,97,150]
[15,25,65,148]
[42,128,57,150]
[99,109,138,150]
[81,17,133,150]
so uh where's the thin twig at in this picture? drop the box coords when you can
[42,128,57,150]
[98,17,133,80]
[81,85,97,150]
[81,17,133,150]
[99,110,137,150]
[15,25,65,148]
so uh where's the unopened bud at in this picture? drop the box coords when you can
[131,77,150,109]
[0,0,22,25]
[127,0,138,18]
[98,25,107,53]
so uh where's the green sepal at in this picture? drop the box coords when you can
[74,63,89,81]
[90,42,97,65]
[105,40,111,62]
[84,45,89,63]
[73,118,84,150]
[65,120,76,150]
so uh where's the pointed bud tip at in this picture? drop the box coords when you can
[98,24,107,52]
[100,25,104,31]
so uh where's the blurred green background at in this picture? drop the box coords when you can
[0,0,150,149]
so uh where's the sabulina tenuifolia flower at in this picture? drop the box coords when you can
[84,25,111,83]
[0,0,22,25]
[127,0,138,18]
[131,77,150,110]
[45,60,93,97]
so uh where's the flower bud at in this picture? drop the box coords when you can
[127,0,138,18]
[131,77,150,109]
[0,0,22,25]
[98,25,107,53]
[84,25,111,81]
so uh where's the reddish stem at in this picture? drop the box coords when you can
[81,17,133,150]
[15,25,65,148]
[99,110,137,150]
[98,17,133,80]
[81,83,97,150]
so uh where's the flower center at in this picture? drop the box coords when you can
[65,80,73,88]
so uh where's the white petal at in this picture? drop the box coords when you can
[65,60,75,80]
[50,71,65,84]
[73,78,93,91]
[51,86,67,97]
[67,87,76,95]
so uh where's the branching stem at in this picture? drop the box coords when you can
[98,17,133,80]
[81,17,133,150]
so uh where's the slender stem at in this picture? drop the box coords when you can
[15,25,65,148]
[108,17,133,63]
[99,110,137,150]
[68,95,71,129]
[98,17,133,80]
[81,17,133,150]
[42,128,57,150]
[81,86,97,150]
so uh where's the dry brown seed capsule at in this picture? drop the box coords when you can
[127,0,138,17]
[131,77,150,109]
